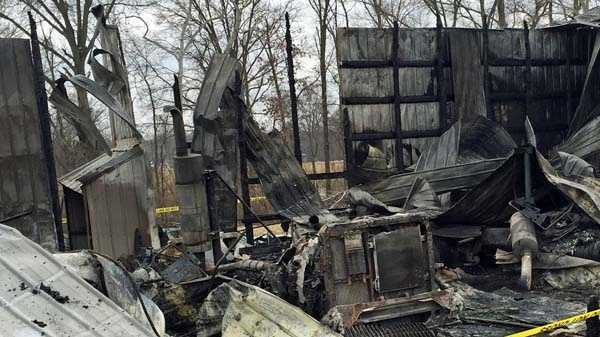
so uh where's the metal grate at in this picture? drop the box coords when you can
[345,321,436,337]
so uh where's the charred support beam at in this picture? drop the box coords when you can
[343,108,355,180]
[524,21,532,124]
[235,73,254,245]
[285,13,302,164]
[350,129,442,141]
[343,91,576,105]
[435,15,447,130]
[204,172,223,263]
[340,60,450,68]
[482,13,493,121]
[392,21,404,170]
[341,94,453,105]
[29,13,64,251]
[338,58,584,69]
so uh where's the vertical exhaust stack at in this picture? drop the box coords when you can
[169,107,214,269]
[510,211,539,290]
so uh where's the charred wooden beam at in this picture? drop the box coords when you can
[341,94,453,105]
[339,59,450,68]
[392,21,404,170]
[339,57,584,69]
[524,21,532,125]
[435,15,448,130]
[350,129,442,141]
[482,12,493,121]
[342,108,355,177]
[285,13,302,164]
[29,12,64,251]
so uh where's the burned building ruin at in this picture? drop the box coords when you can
[1,5,600,337]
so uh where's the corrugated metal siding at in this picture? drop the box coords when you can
[0,224,154,337]
[0,39,55,250]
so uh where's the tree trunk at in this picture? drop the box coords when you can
[497,0,507,28]
[319,0,332,195]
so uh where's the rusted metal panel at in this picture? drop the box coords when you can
[320,212,436,310]
[0,39,56,250]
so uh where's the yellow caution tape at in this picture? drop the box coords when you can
[156,206,180,214]
[154,196,267,215]
[506,308,600,337]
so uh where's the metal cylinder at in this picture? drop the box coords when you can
[510,211,538,257]
[170,107,188,157]
[510,211,538,290]
[174,153,212,264]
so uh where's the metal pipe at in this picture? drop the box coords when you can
[510,211,538,290]
[168,107,187,157]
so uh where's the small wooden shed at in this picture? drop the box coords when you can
[60,144,157,259]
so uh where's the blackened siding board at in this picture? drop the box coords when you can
[337,27,593,163]
[0,39,56,250]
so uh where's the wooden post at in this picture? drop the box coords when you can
[342,108,354,175]
[524,21,532,126]
[205,171,223,262]
[435,15,447,131]
[392,21,404,170]
[29,13,64,251]
[285,13,302,164]
[482,13,493,121]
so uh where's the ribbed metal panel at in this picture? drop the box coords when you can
[345,321,436,337]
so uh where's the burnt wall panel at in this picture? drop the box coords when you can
[0,39,55,250]
[338,27,594,170]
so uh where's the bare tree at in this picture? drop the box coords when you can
[309,0,334,194]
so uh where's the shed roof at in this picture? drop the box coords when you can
[59,145,142,194]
